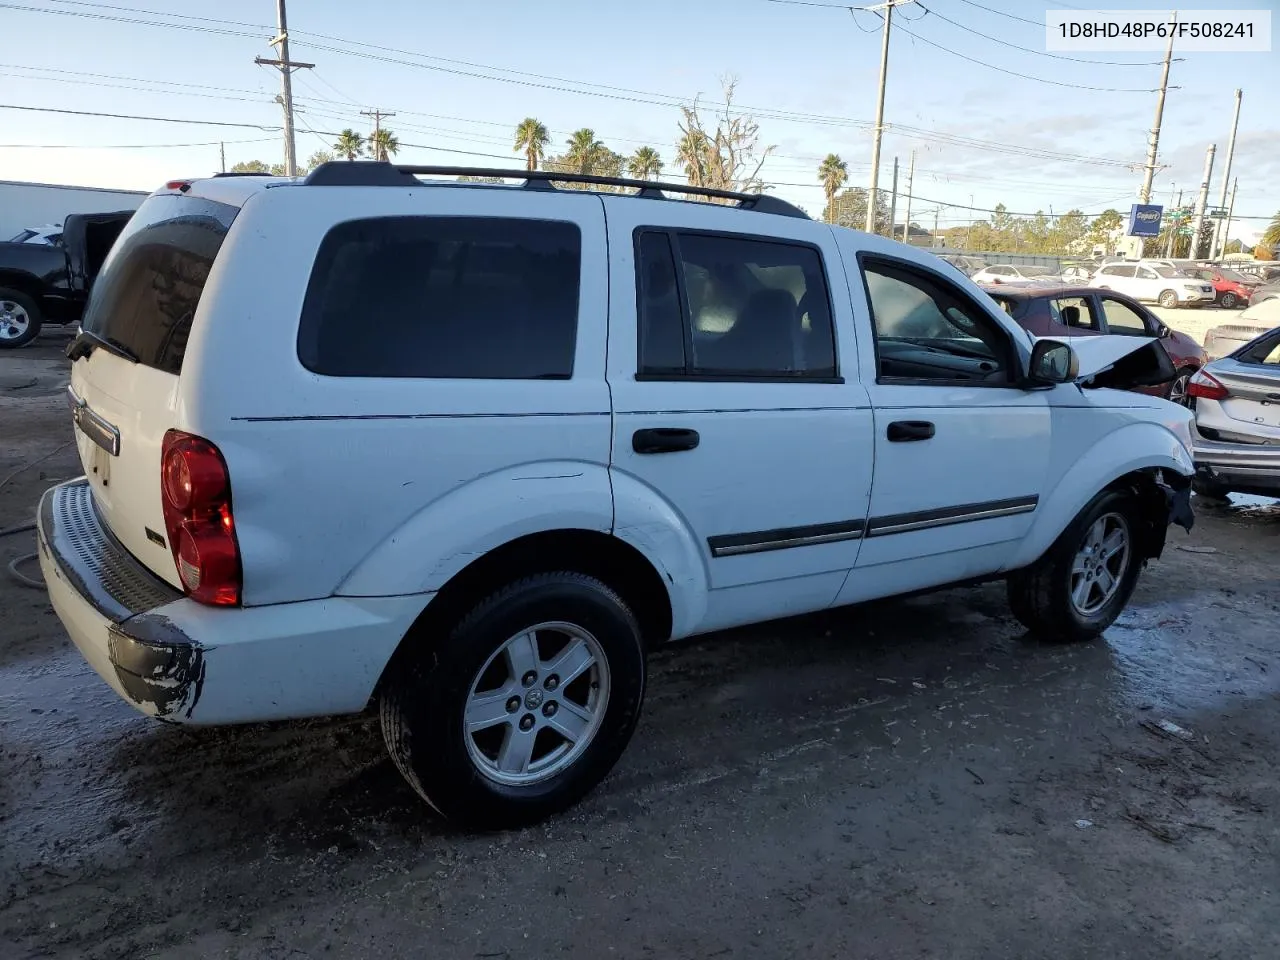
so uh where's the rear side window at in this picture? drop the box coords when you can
[298,216,581,379]
[81,194,237,376]
[634,229,837,379]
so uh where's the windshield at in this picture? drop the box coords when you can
[1218,268,1248,282]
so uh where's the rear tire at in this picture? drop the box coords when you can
[380,572,646,829]
[1157,289,1178,309]
[0,288,41,349]
[1007,488,1145,643]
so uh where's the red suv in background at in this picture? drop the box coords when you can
[982,284,1208,405]
[1190,265,1258,309]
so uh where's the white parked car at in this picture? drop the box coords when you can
[971,264,1060,286]
[1089,262,1216,308]
[39,163,1197,828]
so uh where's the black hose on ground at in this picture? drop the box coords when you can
[7,553,42,589]
[0,522,37,538]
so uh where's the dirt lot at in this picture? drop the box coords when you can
[2,328,1279,960]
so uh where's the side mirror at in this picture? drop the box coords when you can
[1027,340,1079,385]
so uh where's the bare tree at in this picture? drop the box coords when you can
[677,78,775,200]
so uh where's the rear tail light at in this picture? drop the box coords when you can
[161,430,241,606]
[1186,370,1229,401]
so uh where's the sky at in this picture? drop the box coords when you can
[2,0,1278,243]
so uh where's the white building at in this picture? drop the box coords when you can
[0,179,146,242]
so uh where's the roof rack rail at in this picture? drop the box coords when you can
[212,171,277,178]
[303,161,809,220]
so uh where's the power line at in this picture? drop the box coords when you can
[0,102,279,129]
[914,3,1165,66]
[949,0,1041,27]
[0,0,1146,168]
[0,136,274,148]
[892,19,1159,91]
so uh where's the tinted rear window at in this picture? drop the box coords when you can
[297,216,582,379]
[81,194,238,376]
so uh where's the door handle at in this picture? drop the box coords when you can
[633,427,700,454]
[887,420,935,442]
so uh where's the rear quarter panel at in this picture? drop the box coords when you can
[178,184,615,606]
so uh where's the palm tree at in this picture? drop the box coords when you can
[1262,210,1280,248]
[818,154,849,224]
[333,129,365,161]
[628,146,663,181]
[514,117,550,171]
[367,129,400,162]
[565,128,603,174]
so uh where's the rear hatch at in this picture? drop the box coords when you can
[67,191,240,587]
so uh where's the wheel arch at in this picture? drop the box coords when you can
[372,527,675,701]
[1008,426,1194,571]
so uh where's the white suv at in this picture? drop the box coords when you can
[39,163,1197,828]
[1089,262,1216,308]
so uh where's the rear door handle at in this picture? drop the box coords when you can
[887,420,935,442]
[633,427,700,454]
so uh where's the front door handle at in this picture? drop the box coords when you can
[887,420,935,442]
[633,427,700,454]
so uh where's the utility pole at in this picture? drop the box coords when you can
[932,207,940,248]
[865,0,914,233]
[901,150,915,243]
[1139,11,1177,204]
[1190,143,1216,260]
[361,108,397,160]
[1212,88,1243,258]
[1220,178,1238,258]
[254,0,314,176]
[888,156,899,241]
[1164,188,1182,258]
[219,141,226,174]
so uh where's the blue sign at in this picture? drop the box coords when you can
[1128,204,1163,237]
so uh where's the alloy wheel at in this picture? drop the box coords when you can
[1069,512,1131,616]
[0,300,30,341]
[463,621,611,786]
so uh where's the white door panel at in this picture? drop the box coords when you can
[602,198,873,627]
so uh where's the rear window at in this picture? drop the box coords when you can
[81,194,238,376]
[297,216,582,379]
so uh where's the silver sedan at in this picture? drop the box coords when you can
[1189,305,1280,499]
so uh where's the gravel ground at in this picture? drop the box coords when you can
[3,328,1279,960]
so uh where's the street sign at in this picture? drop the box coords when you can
[1208,208,1228,219]
[1128,204,1163,237]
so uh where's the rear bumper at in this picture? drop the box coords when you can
[1192,433,1280,496]
[37,479,431,725]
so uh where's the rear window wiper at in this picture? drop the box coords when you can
[66,329,140,364]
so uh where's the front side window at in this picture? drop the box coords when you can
[861,258,1011,384]
[1050,296,1099,330]
[1104,265,1136,278]
[1099,297,1151,336]
[634,230,836,378]
[1137,267,1159,280]
[298,216,582,379]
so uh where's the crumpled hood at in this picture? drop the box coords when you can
[1037,334,1177,390]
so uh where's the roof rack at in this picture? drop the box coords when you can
[302,161,809,220]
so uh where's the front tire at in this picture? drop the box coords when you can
[1007,489,1145,642]
[380,572,646,828]
[0,289,41,349]
[1218,292,1238,309]
[1157,289,1179,309]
